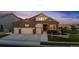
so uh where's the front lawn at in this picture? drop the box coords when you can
[40,42,79,46]
[0,32,9,38]
[48,33,79,42]
[40,34,79,46]
[48,35,68,42]
[69,34,79,41]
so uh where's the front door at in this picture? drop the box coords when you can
[43,24,47,31]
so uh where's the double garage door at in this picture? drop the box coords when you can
[14,28,42,34]
[21,28,33,34]
[14,28,33,34]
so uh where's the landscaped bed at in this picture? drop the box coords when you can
[0,32,9,38]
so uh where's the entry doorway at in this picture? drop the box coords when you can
[43,24,47,31]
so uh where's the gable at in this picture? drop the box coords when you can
[29,13,48,21]
[36,16,48,21]
[13,13,59,27]
[0,13,21,24]
[29,13,59,24]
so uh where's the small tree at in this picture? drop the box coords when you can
[59,27,64,34]
[71,25,76,30]
[63,27,67,30]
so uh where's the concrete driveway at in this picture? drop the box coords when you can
[1,33,48,41]
[0,33,48,46]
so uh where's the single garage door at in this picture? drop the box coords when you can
[14,28,20,34]
[36,28,42,34]
[21,28,33,34]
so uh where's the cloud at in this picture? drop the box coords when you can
[43,11,79,24]
[0,11,79,24]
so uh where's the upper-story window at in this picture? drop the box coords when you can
[36,17,47,21]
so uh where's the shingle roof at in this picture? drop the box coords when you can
[28,13,59,23]
[0,13,22,20]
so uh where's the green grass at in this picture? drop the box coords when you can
[69,34,79,41]
[48,33,79,42]
[48,35,70,42]
[41,33,79,46]
[0,32,9,38]
[40,42,79,46]
[70,34,79,39]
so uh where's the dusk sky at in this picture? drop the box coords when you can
[0,11,79,24]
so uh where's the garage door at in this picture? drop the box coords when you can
[14,28,19,34]
[21,28,33,34]
[36,28,42,34]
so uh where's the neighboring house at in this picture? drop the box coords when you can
[13,13,59,34]
[74,24,79,29]
[0,13,21,32]
[59,24,79,30]
[59,24,72,30]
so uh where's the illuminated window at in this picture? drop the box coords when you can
[36,17,47,21]
[36,24,43,27]
[50,25,56,30]
[25,24,29,27]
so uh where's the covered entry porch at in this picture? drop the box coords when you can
[35,23,48,34]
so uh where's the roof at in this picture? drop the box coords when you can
[14,13,59,27]
[48,17,59,23]
[0,13,22,20]
[28,13,59,23]
[14,19,34,25]
[28,13,48,19]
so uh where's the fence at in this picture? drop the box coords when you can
[48,34,70,38]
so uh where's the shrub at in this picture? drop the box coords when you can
[47,30,59,35]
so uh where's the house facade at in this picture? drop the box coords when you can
[13,13,59,34]
[59,24,72,30]
[0,13,21,32]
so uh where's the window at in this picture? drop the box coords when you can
[36,24,43,27]
[50,25,56,30]
[36,17,47,21]
[25,24,29,27]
